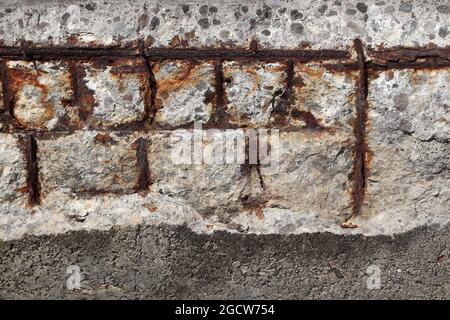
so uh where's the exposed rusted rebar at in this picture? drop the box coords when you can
[135,137,150,191]
[0,45,350,61]
[343,39,369,229]
[24,134,40,206]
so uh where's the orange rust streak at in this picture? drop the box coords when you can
[155,61,206,99]
[7,66,55,128]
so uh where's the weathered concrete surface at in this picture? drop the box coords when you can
[0,223,449,299]
[80,59,148,129]
[6,60,73,130]
[0,134,28,207]
[148,131,253,222]
[153,60,215,128]
[223,61,287,127]
[364,69,449,231]
[291,63,357,133]
[260,131,354,224]
[0,0,449,300]
[0,0,448,48]
[37,131,141,196]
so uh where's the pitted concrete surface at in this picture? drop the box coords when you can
[0,0,448,48]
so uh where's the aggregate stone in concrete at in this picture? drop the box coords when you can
[223,61,287,127]
[80,59,148,128]
[0,133,28,207]
[37,131,141,197]
[366,69,450,221]
[148,131,261,222]
[6,61,73,130]
[0,1,448,49]
[260,131,354,223]
[291,63,357,134]
[153,60,215,128]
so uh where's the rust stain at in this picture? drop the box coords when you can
[296,64,326,79]
[341,221,358,228]
[152,60,215,124]
[271,60,294,126]
[342,38,370,228]
[288,64,336,132]
[255,207,265,220]
[144,203,157,212]
[76,57,150,130]
[76,64,95,122]
[169,35,183,48]
[7,63,56,129]
[153,60,202,98]
[290,110,324,130]
[133,137,151,191]
[94,133,115,144]
[18,134,40,206]
[138,40,156,125]
[368,47,450,63]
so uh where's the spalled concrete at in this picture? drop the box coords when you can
[0,0,449,299]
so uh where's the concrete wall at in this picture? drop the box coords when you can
[0,0,449,299]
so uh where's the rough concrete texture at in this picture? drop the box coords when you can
[37,131,141,196]
[0,134,28,207]
[148,131,252,222]
[0,0,448,48]
[6,60,73,130]
[0,0,449,299]
[223,61,287,127]
[292,63,357,133]
[260,131,354,224]
[365,69,449,231]
[153,60,215,127]
[80,59,148,128]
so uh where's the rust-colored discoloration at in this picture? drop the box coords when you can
[76,64,95,122]
[271,60,294,126]
[290,110,324,130]
[290,63,355,134]
[138,40,156,125]
[144,203,157,213]
[341,221,358,228]
[212,59,227,127]
[222,60,287,128]
[343,39,370,228]
[368,47,450,63]
[18,134,40,206]
[254,207,265,220]
[77,57,150,130]
[133,137,151,191]
[249,39,259,52]
[5,61,73,130]
[94,133,115,145]
[153,60,207,99]
[152,59,215,128]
